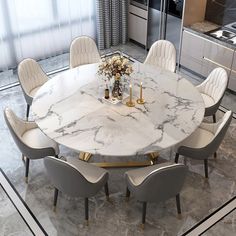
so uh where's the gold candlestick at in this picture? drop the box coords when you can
[126,84,135,107]
[137,82,145,104]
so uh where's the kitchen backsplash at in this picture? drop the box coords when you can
[205,0,236,26]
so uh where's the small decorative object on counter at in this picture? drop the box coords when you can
[104,87,109,99]
[126,84,135,107]
[137,81,145,104]
[98,54,133,100]
[112,79,123,100]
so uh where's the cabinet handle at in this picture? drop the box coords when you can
[203,57,231,71]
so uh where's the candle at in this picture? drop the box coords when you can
[140,82,143,100]
[129,84,132,103]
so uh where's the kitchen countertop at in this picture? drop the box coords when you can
[184,21,236,50]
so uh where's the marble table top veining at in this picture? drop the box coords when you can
[32,63,205,156]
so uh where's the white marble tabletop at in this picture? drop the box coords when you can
[32,63,205,156]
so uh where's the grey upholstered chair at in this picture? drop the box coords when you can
[44,156,109,225]
[125,162,187,228]
[4,108,59,183]
[196,67,228,123]
[144,40,176,72]
[69,36,101,69]
[18,58,48,120]
[175,110,232,178]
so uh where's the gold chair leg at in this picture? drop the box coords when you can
[79,152,92,162]
[148,152,159,164]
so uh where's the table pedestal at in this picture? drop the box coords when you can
[79,152,159,168]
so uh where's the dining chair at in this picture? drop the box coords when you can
[196,67,228,123]
[125,162,187,228]
[69,36,101,69]
[175,110,232,178]
[18,58,48,120]
[4,108,59,183]
[144,40,176,72]
[44,156,109,225]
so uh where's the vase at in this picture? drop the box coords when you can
[112,79,123,99]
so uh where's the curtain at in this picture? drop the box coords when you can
[0,0,96,71]
[96,0,128,50]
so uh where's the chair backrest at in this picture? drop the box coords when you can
[18,58,48,97]
[144,40,176,72]
[179,110,233,159]
[44,156,107,198]
[201,67,228,104]
[130,163,187,203]
[69,36,101,69]
[4,108,56,159]
[208,110,233,155]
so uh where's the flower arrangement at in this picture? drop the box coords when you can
[98,55,133,81]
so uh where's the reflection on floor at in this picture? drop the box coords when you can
[0,41,235,112]
[0,43,235,235]
[0,86,235,235]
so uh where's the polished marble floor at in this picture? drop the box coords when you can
[0,43,236,235]
[1,41,236,113]
[0,83,236,236]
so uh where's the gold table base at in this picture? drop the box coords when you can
[79,152,159,168]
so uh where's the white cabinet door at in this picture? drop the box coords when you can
[202,40,234,77]
[180,31,205,74]
[128,5,148,46]
[229,52,236,92]
[181,30,234,78]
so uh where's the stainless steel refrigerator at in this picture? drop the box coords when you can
[147,0,183,55]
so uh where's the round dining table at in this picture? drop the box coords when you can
[32,62,205,165]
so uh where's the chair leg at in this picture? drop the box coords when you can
[104,182,109,200]
[22,154,25,163]
[26,104,30,120]
[176,194,181,214]
[25,158,30,183]
[53,188,58,211]
[175,153,179,163]
[141,202,147,229]
[126,187,130,201]
[85,198,89,225]
[204,159,208,178]
[212,114,216,123]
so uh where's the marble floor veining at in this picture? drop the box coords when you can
[0,84,236,235]
[0,43,236,235]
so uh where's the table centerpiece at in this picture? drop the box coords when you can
[98,55,133,100]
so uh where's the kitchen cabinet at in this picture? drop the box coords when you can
[128,4,148,46]
[202,39,233,76]
[180,29,236,91]
[180,30,233,78]
[229,52,236,92]
[180,30,205,74]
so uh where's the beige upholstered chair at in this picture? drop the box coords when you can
[4,108,59,183]
[125,162,187,228]
[144,40,176,72]
[175,111,232,178]
[18,58,48,120]
[196,67,228,123]
[44,156,109,225]
[69,36,101,69]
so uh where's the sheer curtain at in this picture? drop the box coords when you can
[0,0,96,72]
[96,0,128,50]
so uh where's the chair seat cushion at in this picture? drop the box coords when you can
[125,162,179,186]
[22,128,59,154]
[29,86,41,97]
[200,93,215,108]
[177,127,214,150]
[67,158,108,184]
